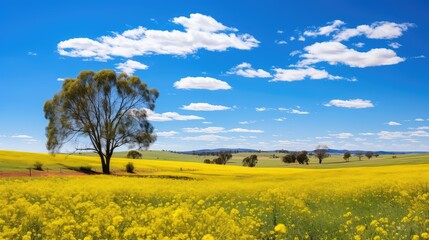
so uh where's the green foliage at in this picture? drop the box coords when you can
[296,151,309,165]
[314,145,330,164]
[203,159,212,164]
[366,151,374,160]
[33,161,43,171]
[343,151,351,161]
[212,152,233,165]
[242,155,258,167]
[43,70,158,174]
[127,150,142,159]
[125,162,135,173]
[355,151,364,161]
[282,153,296,164]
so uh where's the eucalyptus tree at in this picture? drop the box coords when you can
[44,70,158,174]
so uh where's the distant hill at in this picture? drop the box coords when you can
[179,148,429,155]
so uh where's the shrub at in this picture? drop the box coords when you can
[242,155,258,167]
[33,161,43,171]
[127,150,142,159]
[203,159,211,164]
[126,162,135,173]
[282,153,296,163]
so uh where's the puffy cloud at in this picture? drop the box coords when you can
[324,99,374,109]
[134,108,203,122]
[304,20,345,37]
[183,127,225,134]
[256,107,272,112]
[289,50,301,56]
[387,121,401,126]
[115,60,148,75]
[174,77,231,90]
[274,117,287,122]
[298,41,404,68]
[228,62,272,78]
[272,67,342,82]
[290,109,309,115]
[181,103,231,111]
[328,133,354,139]
[156,131,178,137]
[389,42,402,49]
[228,128,263,133]
[415,118,425,122]
[334,21,413,41]
[57,78,65,81]
[275,40,287,45]
[182,135,231,141]
[298,36,306,41]
[58,13,259,61]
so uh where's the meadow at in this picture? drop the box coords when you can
[0,151,429,239]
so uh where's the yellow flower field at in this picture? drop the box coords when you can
[0,152,429,239]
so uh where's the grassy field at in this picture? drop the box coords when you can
[0,151,429,239]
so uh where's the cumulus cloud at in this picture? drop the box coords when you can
[57,78,65,81]
[271,67,342,82]
[228,62,272,78]
[182,135,231,141]
[290,109,309,115]
[228,128,263,133]
[183,127,225,134]
[133,108,203,122]
[289,50,301,56]
[378,130,429,139]
[328,132,354,139]
[334,21,413,41]
[324,99,374,109]
[387,121,401,126]
[174,77,231,90]
[115,60,148,75]
[389,42,402,49]
[298,41,404,68]
[415,118,425,122]
[181,103,231,111]
[275,40,287,45]
[156,131,178,137]
[58,13,259,61]
[304,20,345,37]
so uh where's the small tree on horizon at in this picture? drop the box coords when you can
[242,155,258,167]
[314,145,330,164]
[343,151,351,162]
[355,151,364,161]
[282,153,296,164]
[127,150,142,159]
[296,151,309,165]
[365,151,374,160]
[212,152,233,165]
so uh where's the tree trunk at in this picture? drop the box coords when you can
[319,158,322,164]
[99,154,110,174]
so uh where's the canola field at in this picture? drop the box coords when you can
[0,151,429,239]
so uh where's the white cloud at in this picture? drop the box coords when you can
[289,50,301,56]
[183,127,225,134]
[27,51,37,56]
[334,21,413,41]
[228,62,272,78]
[412,55,426,59]
[377,130,429,139]
[324,99,374,109]
[239,121,256,125]
[57,78,65,81]
[275,40,287,45]
[328,132,354,139]
[274,117,287,122]
[304,20,345,37]
[271,67,342,82]
[181,103,231,111]
[354,42,365,48]
[290,109,309,115]
[354,137,366,142]
[256,107,272,112]
[389,42,402,49]
[228,128,263,133]
[416,126,429,130]
[115,60,148,75]
[290,36,295,41]
[174,77,231,90]
[202,121,212,124]
[182,135,230,141]
[298,36,305,41]
[298,41,404,68]
[58,13,259,61]
[156,131,178,137]
[12,135,33,139]
[410,131,429,137]
[359,132,375,136]
[277,30,284,34]
[133,108,203,122]
[415,118,425,122]
[387,121,401,126]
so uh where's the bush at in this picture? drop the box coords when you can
[282,153,296,163]
[127,150,142,159]
[242,155,258,167]
[203,159,211,164]
[33,161,43,171]
[126,162,135,173]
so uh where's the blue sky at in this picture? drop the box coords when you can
[1,0,428,152]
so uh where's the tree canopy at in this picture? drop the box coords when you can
[314,145,330,164]
[44,70,158,173]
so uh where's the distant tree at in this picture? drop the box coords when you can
[314,145,330,164]
[282,153,296,164]
[365,151,374,160]
[242,155,258,167]
[374,153,380,158]
[296,151,309,165]
[125,162,135,173]
[203,159,212,164]
[127,150,142,159]
[212,152,233,165]
[343,151,351,162]
[355,151,364,161]
[44,70,158,174]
